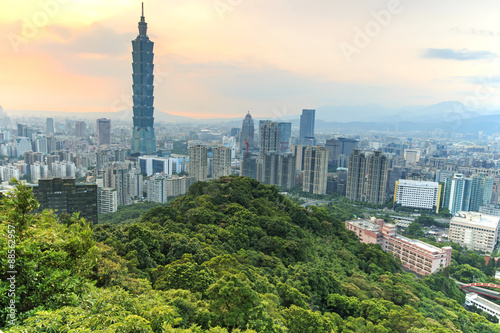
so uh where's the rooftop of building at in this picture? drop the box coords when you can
[398,179,439,187]
[394,234,449,254]
[451,211,500,230]
[346,218,381,232]
[467,293,500,313]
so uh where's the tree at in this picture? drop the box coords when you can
[280,305,338,333]
[484,257,496,277]
[0,180,97,326]
[450,264,487,283]
[406,222,425,238]
[206,273,275,332]
[153,254,215,293]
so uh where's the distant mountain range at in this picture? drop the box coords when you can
[5,101,500,134]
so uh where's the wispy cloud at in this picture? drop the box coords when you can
[451,27,500,37]
[422,48,498,61]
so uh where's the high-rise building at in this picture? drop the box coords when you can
[277,153,296,190]
[291,144,308,171]
[325,137,359,167]
[259,121,281,156]
[302,146,328,195]
[146,173,168,203]
[46,118,54,135]
[404,149,420,165]
[16,137,32,157]
[240,112,255,152]
[386,166,408,197]
[258,152,279,185]
[222,136,237,159]
[394,180,441,213]
[188,144,208,182]
[75,121,86,137]
[366,151,388,205]
[167,175,195,198]
[130,168,144,199]
[346,149,366,202]
[212,146,232,179]
[46,136,57,154]
[97,118,111,146]
[230,128,241,138]
[299,109,315,146]
[103,164,131,206]
[31,178,98,224]
[131,4,156,155]
[277,122,292,152]
[17,124,28,137]
[34,136,48,154]
[98,188,118,214]
[443,174,472,215]
[469,174,494,212]
[240,154,257,179]
[30,162,48,182]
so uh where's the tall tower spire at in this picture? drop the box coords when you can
[131,2,156,156]
[138,2,147,36]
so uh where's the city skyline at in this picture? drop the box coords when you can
[1,1,500,120]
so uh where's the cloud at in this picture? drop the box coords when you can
[451,27,500,37]
[38,22,132,56]
[463,75,500,86]
[422,48,498,61]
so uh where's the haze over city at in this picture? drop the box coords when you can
[2,0,500,120]
[5,1,500,331]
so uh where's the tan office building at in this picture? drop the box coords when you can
[450,212,500,253]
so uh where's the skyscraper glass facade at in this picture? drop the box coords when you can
[131,4,156,155]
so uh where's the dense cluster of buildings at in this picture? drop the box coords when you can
[3,5,500,242]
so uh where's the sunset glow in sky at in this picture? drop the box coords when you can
[2,0,500,119]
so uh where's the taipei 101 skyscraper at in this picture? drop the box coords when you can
[131,3,156,155]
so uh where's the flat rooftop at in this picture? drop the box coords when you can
[398,179,439,188]
[394,234,447,254]
[346,219,380,232]
[470,294,500,314]
[451,211,500,230]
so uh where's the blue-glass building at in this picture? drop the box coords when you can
[299,109,315,146]
[277,122,291,152]
[131,4,156,155]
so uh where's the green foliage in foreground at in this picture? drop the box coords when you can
[99,201,164,225]
[1,177,499,332]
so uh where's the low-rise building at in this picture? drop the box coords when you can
[449,212,500,253]
[346,217,452,275]
[466,293,500,323]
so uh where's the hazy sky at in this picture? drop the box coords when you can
[1,0,500,119]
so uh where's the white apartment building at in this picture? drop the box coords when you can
[394,180,441,213]
[146,173,168,204]
[0,165,20,182]
[98,187,118,214]
[167,175,195,198]
[450,212,500,253]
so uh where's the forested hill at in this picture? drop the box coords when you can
[1,177,499,332]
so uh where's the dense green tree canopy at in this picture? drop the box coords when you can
[1,177,499,332]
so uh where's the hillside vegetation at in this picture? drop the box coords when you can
[0,177,498,332]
